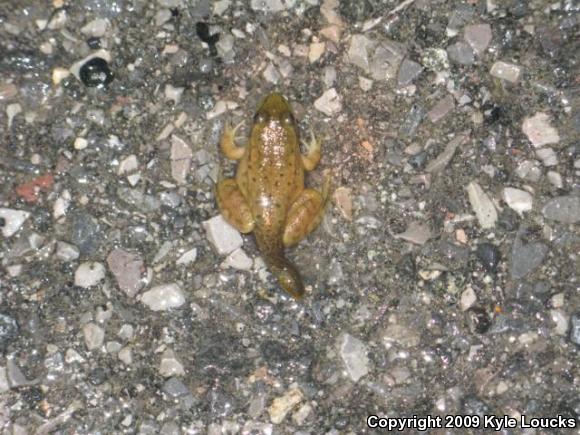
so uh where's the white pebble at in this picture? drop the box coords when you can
[502,187,533,215]
[83,322,105,350]
[74,137,88,150]
[314,88,343,116]
[55,241,80,261]
[522,112,560,147]
[203,215,243,255]
[222,248,253,271]
[74,262,106,288]
[0,208,31,237]
[535,147,558,167]
[118,347,132,365]
[466,182,497,229]
[338,333,369,382]
[140,283,185,311]
[490,61,522,83]
[308,42,326,63]
[159,349,185,377]
[460,286,477,311]
[176,248,198,265]
[80,18,110,37]
[550,309,569,336]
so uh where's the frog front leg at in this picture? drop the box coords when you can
[221,121,245,160]
[301,128,321,171]
[282,175,331,247]
[216,179,255,233]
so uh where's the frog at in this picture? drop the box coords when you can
[216,93,330,299]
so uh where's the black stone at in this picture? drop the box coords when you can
[467,306,491,334]
[475,243,501,273]
[195,22,219,45]
[86,37,101,50]
[79,57,114,88]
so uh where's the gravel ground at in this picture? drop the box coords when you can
[1,0,579,433]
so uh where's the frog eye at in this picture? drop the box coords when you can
[254,112,267,124]
[281,113,294,125]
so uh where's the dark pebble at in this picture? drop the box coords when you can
[339,0,374,23]
[71,212,103,256]
[79,57,114,88]
[88,367,108,385]
[86,37,101,50]
[475,243,501,273]
[467,306,491,334]
[22,386,44,407]
[397,253,416,277]
[195,22,219,45]
[408,150,428,169]
[0,313,19,351]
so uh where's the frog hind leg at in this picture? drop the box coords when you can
[221,121,246,160]
[216,178,255,233]
[301,127,321,171]
[282,174,331,248]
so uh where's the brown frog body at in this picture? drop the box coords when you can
[216,93,329,298]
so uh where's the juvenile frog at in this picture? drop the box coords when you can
[216,93,329,298]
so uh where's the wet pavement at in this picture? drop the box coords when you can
[0,0,579,433]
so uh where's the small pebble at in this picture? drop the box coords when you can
[222,248,253,271]
[0,208,31,238]
[393,221,433,245]
[460,286,477,311]
[170,135,193,185]
[535,147,558,167]
[79,57,114,88]
[502,187,533,215]
[176,248,198,266]
[464,23,492,54]
[446,41,475,65]
[490,61,521,83]
[515,160,541,182]
[550,309,569,336]
[338,333,369,382]
[74,262,106,288]
[314,88,343,116]
[427,94,455,123]
[203,215,243,255]
[269,388,304,424]
[83,322,105,350]
[397,58,423,86]
[308,42,326,63]
[541,196,580,224]
[118,347,132,365]
[55,241,80,261]
[466,181,498,229]
[522,112,560,147]
[475,243,500,273]
[159,349,185,377]
[140,283,186,311]
[107,249,145,298]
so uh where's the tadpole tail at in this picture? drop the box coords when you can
[255,231,304,299]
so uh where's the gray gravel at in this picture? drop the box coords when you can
[1,0,579,433]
